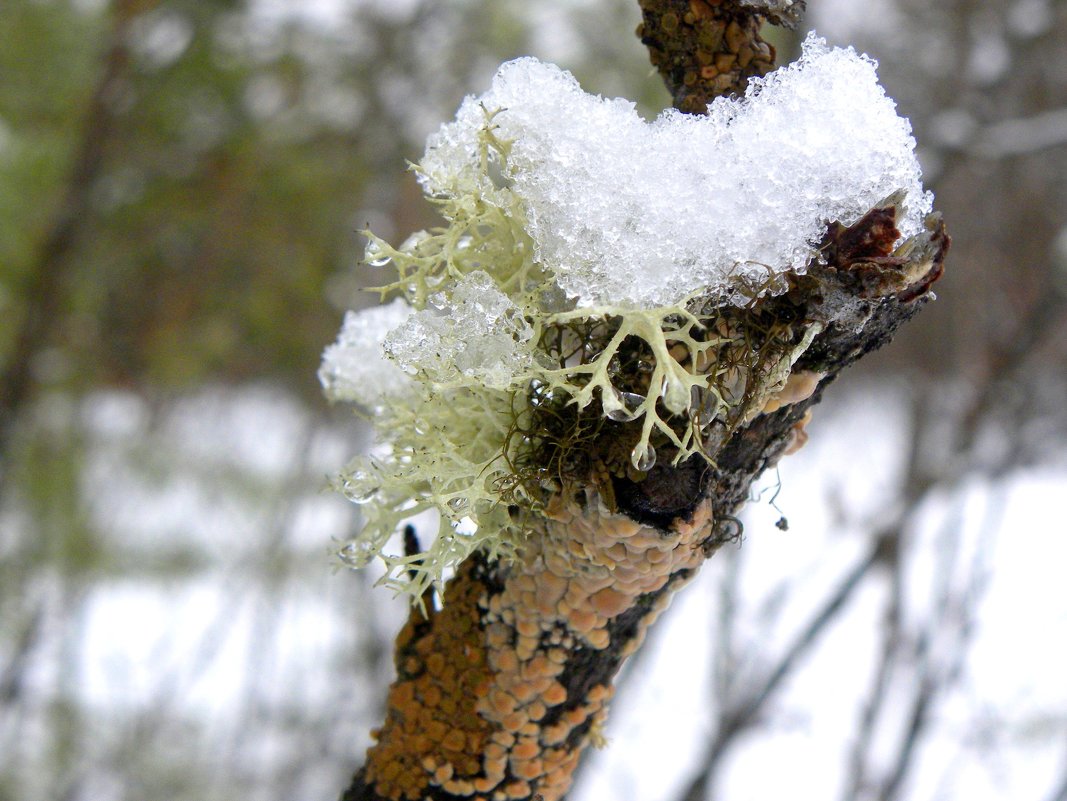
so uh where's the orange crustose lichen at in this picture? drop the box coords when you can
[364,557,495,800]
[363,489,714,800]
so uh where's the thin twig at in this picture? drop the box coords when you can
[680,534,891,800]
[1046,761,1067,801]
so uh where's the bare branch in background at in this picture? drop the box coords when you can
[1046,761,1067,801]
[0,606,43,705]
[0,0,145,476]
[680,535,892,801]
[971,108,1067,157]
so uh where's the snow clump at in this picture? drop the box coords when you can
[383,271,533,391]
[320,34,937,598]
[318,297,415,408]
[419,33,932,308]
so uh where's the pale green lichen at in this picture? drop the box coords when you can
[328,109,819,603]
[335,384,527,602]
[322,46,936,604]
[539,303,730,469]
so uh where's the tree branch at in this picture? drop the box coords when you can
[636,0,804,112]
[970,108,1067,158]
[339,3,948,799]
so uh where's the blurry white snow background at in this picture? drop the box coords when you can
[572,386,1067,801]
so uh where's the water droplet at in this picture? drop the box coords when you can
[364,241,391,267]
[339,540,374,568]
[631,443,656,472]
[662,375,690,414]
[604,388,645,421]
[399,230,431,252]
[720,367,747,404]
[692,386,721,425]
[344,469,381,504]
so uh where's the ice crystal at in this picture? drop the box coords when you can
[383,271,533,391]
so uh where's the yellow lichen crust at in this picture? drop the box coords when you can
[364,493,713,801]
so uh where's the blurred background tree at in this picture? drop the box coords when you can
[0,2,667,798]
[1,1,1065,800]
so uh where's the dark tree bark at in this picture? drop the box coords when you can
[340,3,949,800]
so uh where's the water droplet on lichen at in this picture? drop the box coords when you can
[604,388,646,421]
[399,230,431,252]
[662,375,690,414]
[692,385,722,425]
[631,443,657,472]
[339,540,375,568]
[364,240,391,267]
[343,468,381,504]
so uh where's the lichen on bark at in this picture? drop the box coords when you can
[337,3,949,800]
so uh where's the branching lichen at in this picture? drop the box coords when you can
[322,45,933,603]
[328,119,831,601]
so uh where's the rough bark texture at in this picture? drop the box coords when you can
[341,3,949,800]
[635,0,803,112]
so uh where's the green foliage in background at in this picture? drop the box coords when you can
[0,2,102,317]
[1,0,374,396]
[0,0,666,402]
